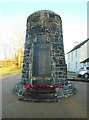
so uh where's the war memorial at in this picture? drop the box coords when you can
[13,10,76,102]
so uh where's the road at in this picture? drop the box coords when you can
[2,73,88,118]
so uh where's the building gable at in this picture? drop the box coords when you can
[67,39,89,54]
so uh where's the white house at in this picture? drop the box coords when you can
[67,39,89,72]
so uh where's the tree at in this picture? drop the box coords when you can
[10,26,25,67]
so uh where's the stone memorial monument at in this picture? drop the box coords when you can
[13,10,76,102]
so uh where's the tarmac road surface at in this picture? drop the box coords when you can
[2,73,88,118]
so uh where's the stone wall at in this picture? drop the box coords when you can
[22,10,67,85]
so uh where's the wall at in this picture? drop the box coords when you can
[67,41,89,72]
[87,40,89,66]
[80,42,87,63]
[87,40,89,57]
[22,10,67,85]
[67,48,81,72]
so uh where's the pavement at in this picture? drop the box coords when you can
[2,73,88,118]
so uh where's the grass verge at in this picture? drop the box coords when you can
[67,71,75,73]
[0,67,22,76]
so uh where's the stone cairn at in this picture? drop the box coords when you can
[13,10,76,102]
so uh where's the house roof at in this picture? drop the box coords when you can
[80,58,89,63]
[67,38,89,54]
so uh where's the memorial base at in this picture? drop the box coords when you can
[13,80,77,102]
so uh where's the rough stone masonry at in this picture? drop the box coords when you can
[22,10,67,85]
[13,10,76,102]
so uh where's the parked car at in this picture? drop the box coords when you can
[76,66,89,78]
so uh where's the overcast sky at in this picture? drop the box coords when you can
[0,1,87,60]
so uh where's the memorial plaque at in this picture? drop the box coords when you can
[32,34,51,77]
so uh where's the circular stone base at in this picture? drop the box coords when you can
[12,81,77,102]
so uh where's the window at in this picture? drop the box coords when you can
[75,50,77,57]
[83,63,86,66]
[79,66,84,70]
[68,63,70,69]
[71,52,73,61]
[86,67,89,70]
[68,54,70,59]
[76,62,77,69]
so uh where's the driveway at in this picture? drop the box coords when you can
[2,73,88,118]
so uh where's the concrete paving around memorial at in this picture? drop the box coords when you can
[2,73,88,118]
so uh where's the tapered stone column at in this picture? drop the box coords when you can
[13,10,76,102]
[22,10,67,85]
